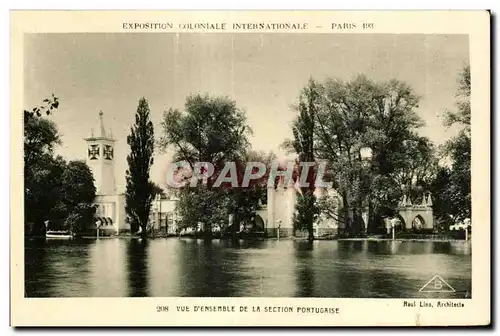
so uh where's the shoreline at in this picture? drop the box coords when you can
[28,235,471,243]
[335,237,470,243]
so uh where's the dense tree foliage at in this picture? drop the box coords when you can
[25,154,66,234]
[224,150,276,237]
[60,161,96,235]
[125,98,156,237]
[173,150,274,237]
[159,94,250,169]
[444,65,471,133]
[24,97,96,236]
[293,193,320,236]
[283,68,471,236]
[284,75,432,235]
[23,66,471,240]
[432,65,471,224]
[159,94,251,239]
[286,79,320,240]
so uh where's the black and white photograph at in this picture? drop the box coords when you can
[11,10,490,327]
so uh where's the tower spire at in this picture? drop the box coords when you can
[426,193,433,207]
[98,110,106,138]
[85,109,116,195]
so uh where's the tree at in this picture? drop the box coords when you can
[125,98,155,238]
[24,155,66,234]
[221,150,277,238]
[429,166,454,229]
[293,193,320,237]
[444,65,471,134]
[159,94,250,169]
[24,95,61,167]
[240,150,277,207]
[159,94,251,239]
[152,183,166,198]
[316,192,343,225]
[285,79,320,240]
[434,65,471,223]
[387,135,437,198]
[24,97,63,234]
[174,187,214,231]
[59,161,97,236]
[310,75,425,235]
[24,117,61,169]
[24,96,98,236]
[446,134,471,220]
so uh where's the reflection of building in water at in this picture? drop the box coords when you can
[90,239,127,296]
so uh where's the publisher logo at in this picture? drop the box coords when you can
[419,275,455,293]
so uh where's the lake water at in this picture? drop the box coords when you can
[25,238,472,298]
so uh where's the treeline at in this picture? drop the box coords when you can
[158,66,471,240]
[431,66,471,226]
[24,96,96,236]
[284,74,434,238]
[286,67,471,238]
[158,95,274,239]
[24,66,470,240]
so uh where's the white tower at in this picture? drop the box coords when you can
[85,111,116,196]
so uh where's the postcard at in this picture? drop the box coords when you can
[11,10,490,327]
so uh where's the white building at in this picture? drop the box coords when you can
[86,111,178,235]
[262,177,342,238]
[149,194,179,235]
[85,111,126,234]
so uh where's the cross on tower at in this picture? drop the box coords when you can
[88,144,100,160]
[104,145,114,160]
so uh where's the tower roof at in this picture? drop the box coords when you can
[85,110,115,141]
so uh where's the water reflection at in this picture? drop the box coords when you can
[175,239,247,297]
[25,238,49,297]
[126,239,149,297]
[90,239,127,296]
[25,238,472,298]
[147,239,181,296]
[25,238,93,297]
[294,241,315,297]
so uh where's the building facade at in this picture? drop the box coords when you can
[263,177,342,238]
[85,111,126,234]
[86,111,178,235]
[149,195,179,235]
[395,194,434,230]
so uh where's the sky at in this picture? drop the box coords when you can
[24,33,469,192]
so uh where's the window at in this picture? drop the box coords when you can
[97,205,104,216]
[160,213,167,227]
[167,213,174,229]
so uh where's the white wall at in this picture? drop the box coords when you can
[94,194,126,233]
[86,140,116,196]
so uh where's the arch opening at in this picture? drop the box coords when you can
[254,214,265,231]
[411,214,425,231]
[393,213,406,231]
